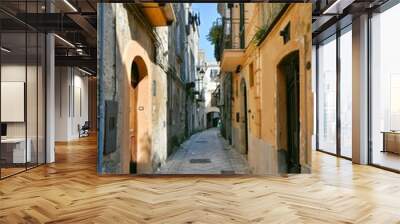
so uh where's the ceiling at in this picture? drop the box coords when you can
[312,0,390,43]
[0,0,97,74]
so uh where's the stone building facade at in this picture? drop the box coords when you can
[98,3,201,174]
[184,4,201,136]
[98,3,174,174]
[202,62,220,128]
[166,3,187,155]
[196,50,221,130]
[166,3,200,155]
[218,3,312,174]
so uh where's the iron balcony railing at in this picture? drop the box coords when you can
[217,16,245,61]
[217,17,230,61]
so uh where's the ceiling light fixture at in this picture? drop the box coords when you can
[322,0,355,15]
[63,0,78,12]
[78,67,93,76]
[1,47,11,53]
[54,34,75,48]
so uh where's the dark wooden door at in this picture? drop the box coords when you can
[285,53,300,173]
[240,80,248,155]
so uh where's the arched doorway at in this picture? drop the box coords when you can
[240,79,248,155]
[129,56,151,174]
[277,51,300,173]
[206,111,220,128]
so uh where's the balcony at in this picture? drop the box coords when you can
[140,3,175,26]
[218,17,245,72]
[220,49,245,72]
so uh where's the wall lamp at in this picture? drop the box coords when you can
[78,67,94,76]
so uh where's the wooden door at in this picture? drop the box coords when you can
[285,53,300,173]
[135,75,151,173]
[130,60,151,174]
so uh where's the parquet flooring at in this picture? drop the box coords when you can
[1,135,400,223]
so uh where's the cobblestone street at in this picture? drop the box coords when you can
[157,128,250,174]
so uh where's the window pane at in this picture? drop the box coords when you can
[312,45,317,151]
[371,3,400,171]
[340,28,352,158]
[1,31,27,177]
[27,31,38,169]
[318,36,337,154]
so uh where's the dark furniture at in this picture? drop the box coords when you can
[382,131,400,154]
[78,121,90,138]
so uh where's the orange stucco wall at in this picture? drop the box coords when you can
[230,3,312,173]
[259,4,312,169]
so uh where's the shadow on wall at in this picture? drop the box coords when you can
[137,132,152,173]
[130,56,152,174]
[100,4,159,174]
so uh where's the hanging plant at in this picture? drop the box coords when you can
[252,25,268,46]
[207,20,223,61]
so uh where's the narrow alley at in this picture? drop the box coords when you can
[157,128,250,174]
[96,3,313,175]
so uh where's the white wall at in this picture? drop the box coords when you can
[203,64,219,108]
[203,63,220,127]
[1,66,26,138]
[1,65,39,137]
[55,67,89,141]
[1,63,46,164]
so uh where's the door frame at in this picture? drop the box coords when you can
[315,24,353,161]
[278,50,301,173]
[240,78,248,155]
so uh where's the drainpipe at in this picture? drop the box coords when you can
[97,3,105,174]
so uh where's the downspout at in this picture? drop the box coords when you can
[97,3,105,174]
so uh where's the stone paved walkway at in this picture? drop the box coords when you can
[157,128,250,174]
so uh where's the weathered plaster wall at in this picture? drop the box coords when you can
[230,4,312,174]
[151,64,168,171]
[100,3,168,174]
[166,4,188,155]
[100,3,121,173]
[151,26,169,171]
[258,4,313,173]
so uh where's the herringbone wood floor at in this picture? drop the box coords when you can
[1,135,400,223]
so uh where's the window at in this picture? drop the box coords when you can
[209,69,217,78]
[0,1,47,179]
[236,79,239,97]
[339,27,352,158]
[312,45,317,151]
[370,3,400,171]
[249,63,254,87]
[317,35,337,154]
